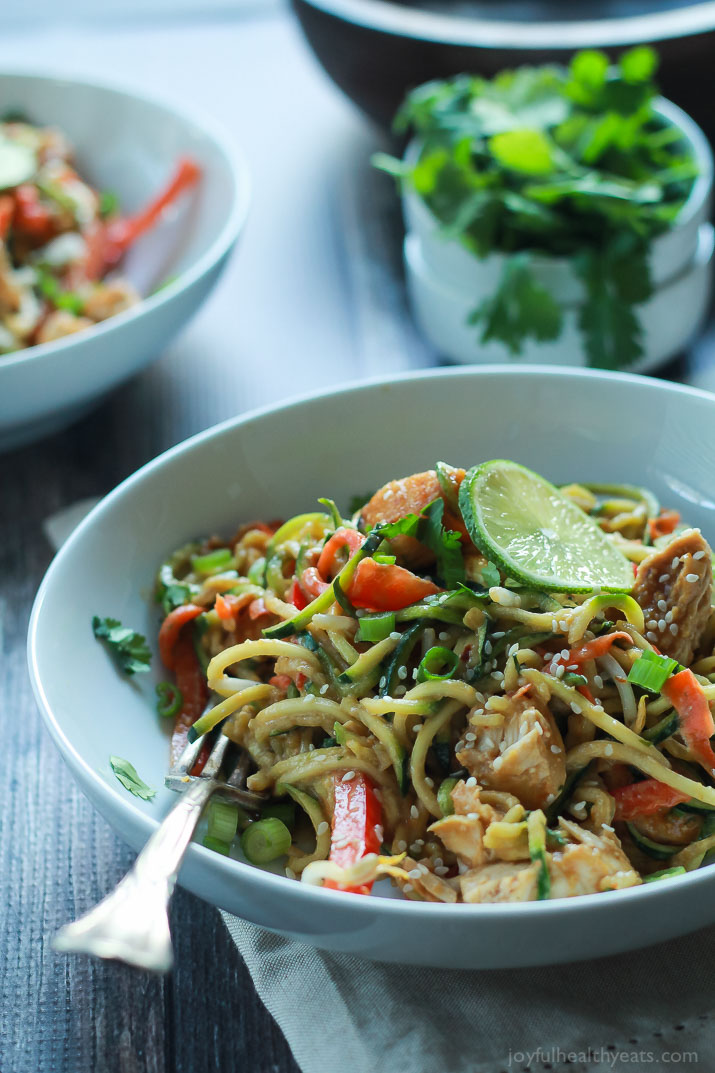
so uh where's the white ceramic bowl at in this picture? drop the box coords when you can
[402,98,713,369]
[0,72,250,452]
[28,367,715,968]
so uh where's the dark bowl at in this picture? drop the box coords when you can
[292,0,715,137]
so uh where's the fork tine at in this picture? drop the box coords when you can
[165,725,267,810]
[200,732,230,778]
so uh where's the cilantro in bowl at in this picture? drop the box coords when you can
[375,47,700,370]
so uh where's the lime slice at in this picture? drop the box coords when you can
[459,459,635,593]
[0,139,36,190]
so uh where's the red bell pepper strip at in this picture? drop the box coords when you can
[269,674,293,691]
[649,509,680,542]
[83,157,201,279]
[214,591,255,621]
[662,669,715,773]
[0,195,14,239]
[13,185,55,242]
[158,603,204,670]
[170,633,209,773]
[317,527,364,580]
[613,779,690,820]
[324,772,382,894]
[347,558,440,611]
[289,577,308,610]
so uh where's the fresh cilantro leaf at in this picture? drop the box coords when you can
[489,129,554,175]
[481,562,502,588]
[92,615,151,675]
[157,581,192,615]
[109,756,156,801]
[469,253,562,354]
[378,513,421,540]
[620,45,658,85]
[419,498,465,589]
[575,247,645,369]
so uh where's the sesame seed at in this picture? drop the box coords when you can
[555,665,565,678]
[665,610,673,623]
[403,883,413,893]
[657,599,668,611]
[570,701,582,714]
[396,685,407,696]
[412,668,419,679]
[491,670,504,681]
[572,801,587,812]
[693,550,706,560]
[320,683,329,695]
[601,823,615,832]
[646,631,657,642]
[434,866,449,876]
[550,744,561,754]
[484,640,493,655]
[341,770,356,782]
[658,619,666,632]
[456,740,465,751]
[438,631,449,641]
[408,868,421,879]
[493,756,503,770]
[382,488,394,499]
[389,631,401,641]
[671,558,679,570]
[492,631,505,639]
[670,623,679,636]
[560,649,570,659]
[413,838,425,847]
[410,805,419,819]
[659,574,670,583]
[464,732,476,742]
[647,619,658,630]
[567,663,579,671]
[397,840,407,852]
[593,675,604,689]
[379,677,386,689]
[551,618,558,632]
[467,812,478,820]
[425,776,435,788]
[317,821,329,835]
[686,573,699,583]
[397,665,407,680]
[466,776,477,787]
[604,744,613,756]
[285,867,296,880]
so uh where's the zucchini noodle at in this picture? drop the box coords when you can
[151,466,715,903]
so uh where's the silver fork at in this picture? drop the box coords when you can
[53,727,265,972]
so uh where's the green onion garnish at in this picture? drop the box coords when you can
[191,547,233,575]
[240,818,292,864]
[643,866,687,883]
[356,611,396,643]
[99,189,120,218]
[207,799,240,845]
[155,681,183,718]
[627,649,680,693]
[247,557,266,586]
[373,554,396,566]
[562,672,588,687]
[417,646,460,683]
[202,835,232,856]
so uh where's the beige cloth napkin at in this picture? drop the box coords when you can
[47,501,715,1073]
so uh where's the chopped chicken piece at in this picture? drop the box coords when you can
[457,694,566,810]
[549,820,641,896]
[399,857,458,903]
[631,530,712,664]
[429,799,499,868]
[461,860,540,903]
[83,279,140,322]
[36,310,93,344]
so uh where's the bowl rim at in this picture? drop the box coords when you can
[27,363,715,922]
[298,0,715,49]
[0,67,251,373]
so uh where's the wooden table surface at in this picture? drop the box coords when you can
[1,6,714,1072]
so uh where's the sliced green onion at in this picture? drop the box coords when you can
[261,800,296,828]
[628,650,680,693]
[286,682,300,699]
[373,554,396,566]
[241,817,292,864]
[333,576,356,616]
[417,646,460,683]
[643,866,687,883]
[155,681,183,719]
[320,736,337,749]
[437,777,458,817]
[191,547,233,575]
[207,799,240,844]
[356,612,396,643]
[202,835,232,856]
[99,189,120,217]
[562,672,588,687]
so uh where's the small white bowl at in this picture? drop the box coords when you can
[402,98,713,367]
[28,367,715,969]
[0,72,250,452]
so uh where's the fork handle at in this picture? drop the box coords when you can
[53,777,217,972]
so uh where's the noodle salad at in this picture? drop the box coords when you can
[144,460,715,903]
